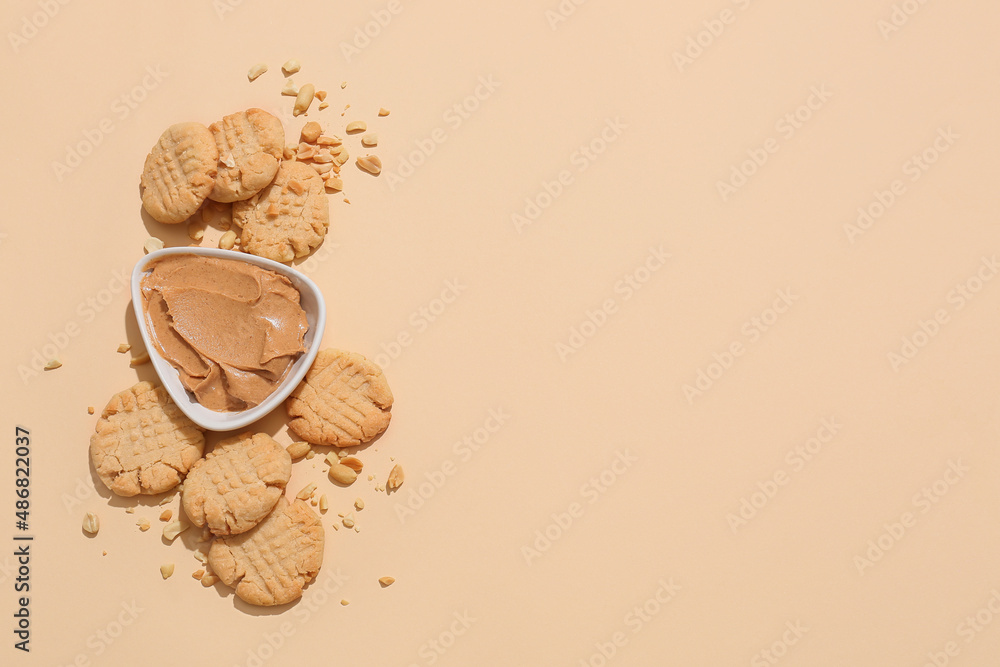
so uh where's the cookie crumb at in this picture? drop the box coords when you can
[160,564,174,579]
[247,63,268,81]
[387,464,404,490]
[129,352,150,367]
[43,359,61,370]
[281,59,300,75]
[378,576,395,587]
[159,510,172,522]
[82,512,100,535]
[117,343,131,354]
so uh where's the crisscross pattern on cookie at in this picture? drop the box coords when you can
[141,123,218,223]
[182,432,291,535]
[235,161,329,262]
[209,498,324,606]
[286,349,393,446]
[209,109,283,202]
[89,382,205,496]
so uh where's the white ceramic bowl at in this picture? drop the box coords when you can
[131,247,326,432]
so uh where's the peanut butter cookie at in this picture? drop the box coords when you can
[89,382,205,496]
[140,122,219,224]
[234,161,329,262]
[182,432,292,536]
[286,349,393,447]
[208,497,324,606]
[208,108,284,203]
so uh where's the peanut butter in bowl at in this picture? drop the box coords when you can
[130,247,326,431]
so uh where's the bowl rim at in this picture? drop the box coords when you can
[130,246,326,432]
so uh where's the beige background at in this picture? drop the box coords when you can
[3,0,1000,664]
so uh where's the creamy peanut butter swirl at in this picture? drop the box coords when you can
[140,255,308,412]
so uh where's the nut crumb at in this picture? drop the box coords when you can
[368,474,374,481]
[87,406,95,415]
[163,519,190,542]
[125,507,135,514]
[318,101,329,110]
[315,90,327,101]
[219,230,238,250]
[324,177,343,192]
[201,572,219,587]
[305,449,316,460]
[378,576,395,587]
[341,456,363,473]
[160,563,174,579]
[283,146,296,160]
[356,155,382,175]
[281,59,300,75]
[193,549,208,565]
[341,81,347,89]
[247,63,268,81]
[293,83,315,117]
[332,523,339,531]
[286,441,311,460]
[378,107,390,116]
[159,510,172,522]
[317,135,342,146]
[44,359,62,370]
[117,343,131,354]
[192,569,205,580]
[319,494,329,512]
[82,512,100,535]
[340,598,350,605]
[137,518,150,532]
[129,353,150,367]
[144,237,164,254]
[342,514,355,529]
[281,78,298,96]
[387,464,404,490]
[345,120,366,134]
[354,498,364,511]
[296,483,317,500]
[288,179,306,196]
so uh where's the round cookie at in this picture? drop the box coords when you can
[140,122,219,224]
[89,382,205,496]
[208,497,324,606]
[182,432,292,536]
[208,108,284,203]
[234,161,329,263]
[286,349,393,447]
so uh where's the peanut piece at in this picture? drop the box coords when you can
[341,456,363,473]
[342,514,355,528]
[44,359,62,370]
[219,230,237,250]
[129,353,150,367]
[345,120,366,133]
[379,576,395,587]
[387,464,404,490]
[117,343,131,353]
[286,441,311,460]
[329,463,358,485]
[143,237,164,254]
[315,90,327,101]
[361,133,378,147]
[296,483,317,500]
[301,121,322,143]
[281,78,298,96]
[281,59,301,75]
[319,494,329,512]
[137,518,151,532]
[247,63,268,81]
[317,135,342,146]
[354,498,364,511]
[162,519,190,542]
[356,155,382,175]
[324,177,343,192]
[82,512,100,535]
[160,564,174,579]
[378,107,390,116]
[159,510,172,522]
[293,83,315,116]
